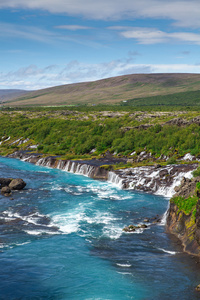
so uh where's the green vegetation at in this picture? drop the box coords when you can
[171,195,198,215]
[0,108,200,159]
[170,183,200,219]
[122,90,200,107]
[193,167,200,177]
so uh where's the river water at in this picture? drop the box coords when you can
[0,156,200,300]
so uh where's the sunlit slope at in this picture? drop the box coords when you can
[7,73,200,106]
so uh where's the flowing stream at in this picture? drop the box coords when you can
[0,156,200,299]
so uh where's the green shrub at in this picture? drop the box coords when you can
[167,156,177,164]
[192,166,200,177]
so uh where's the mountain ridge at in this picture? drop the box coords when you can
[5,73,200,106]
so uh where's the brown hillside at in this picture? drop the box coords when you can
[7,73,200,106]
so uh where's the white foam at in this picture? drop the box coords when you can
[158,248,177,255]
[52,210,84,234]
[116,263,132,268]
[160,206,169,226]
[103,225,122,239]
[24,229,59,236]
[117,272,132,275]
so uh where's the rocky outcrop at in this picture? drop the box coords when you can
[0,177,26,197]
[108,164,197,197]
[167,202,200,255]
[173,176,200,198]
[167,177,200,256]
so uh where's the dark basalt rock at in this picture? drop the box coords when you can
[0,178,26,198]
[123,223,148,232]
[123,225,137,232]
[9,178,26,190]
[1,186,12,196]
[0,178,13,188]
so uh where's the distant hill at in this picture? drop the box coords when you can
[0,89,31,102]
[6,73,200,106]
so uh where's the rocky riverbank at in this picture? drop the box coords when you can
[7,150,198,198]
[167,176,200,256]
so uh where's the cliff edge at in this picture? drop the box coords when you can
[167,175,200,256]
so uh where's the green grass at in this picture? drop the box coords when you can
[171,195,198,215]
[122,90,200,107]
[171,182,200,216]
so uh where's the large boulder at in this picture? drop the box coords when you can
[0,178,12,188]
[9,178,26,190]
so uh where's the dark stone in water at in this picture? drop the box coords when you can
[9,178,26,190]
[1,186,12,196]
[196,284,200,291]
[137,224,148,228]
[123,223,148,232]
[0,178,26,197]
[143,218,149,222]
[0,178,12,188]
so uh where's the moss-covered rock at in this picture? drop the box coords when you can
[167,181,200,256]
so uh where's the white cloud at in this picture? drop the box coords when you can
[114,27,200,45]
[1,61,200,90]
[0,22,56,43]
[55,25,92,31]
[0,0,200,27]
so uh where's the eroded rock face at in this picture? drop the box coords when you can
[9,178,26,190]
[167,197,200,256]
[173,176,200,199]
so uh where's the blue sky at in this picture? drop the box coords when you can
[0,0,200,90]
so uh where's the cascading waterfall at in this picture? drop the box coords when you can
[36,157,47,166]
[35,158,96,178]
[108,165,196,198]
[107,172,124,188]
[13,151,198,198]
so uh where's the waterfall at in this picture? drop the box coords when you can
[107,164,197,198]
[36,157,46,166]
[62,161,95,177]
[11,151,198,198]
[154,170,194,198]
[107,172,124,188]
[36,158,96,178]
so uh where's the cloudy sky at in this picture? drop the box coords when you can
[1,0,200,90]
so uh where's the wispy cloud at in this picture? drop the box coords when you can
[110,27,200,45]
[1,60,200,90]
[0,22,103,49]
[0,0,200,28]
[0,22,56,43]
[55,25,93,31]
